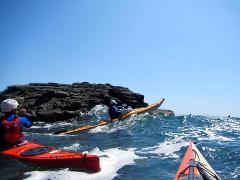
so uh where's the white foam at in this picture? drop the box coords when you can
[90,124,113,134]
[80,104,108,119]
[198,128,234,142]
[62,143,81,151]
[231,165,240,178]
[202,146,216,152]
[30,124,54,129]
[90,119,136,134]
[24,148,139,180]
[214,120,240,133]
[31,121,73,129]
[88,104,108,114]
[140,138,188,159]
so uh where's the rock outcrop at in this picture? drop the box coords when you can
[153,109,174,116]
[0,82,147,122]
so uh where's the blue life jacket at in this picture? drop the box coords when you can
[108,105,122,119]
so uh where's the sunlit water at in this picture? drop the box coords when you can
[0,105,239,180]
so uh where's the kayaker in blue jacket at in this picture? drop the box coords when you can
[0,99,32,146]
[108,100,132,120]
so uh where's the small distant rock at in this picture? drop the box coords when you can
[152,109,174,116]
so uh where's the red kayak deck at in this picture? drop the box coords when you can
[1,141,100,172]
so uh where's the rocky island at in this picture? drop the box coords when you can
[0,82,174,123]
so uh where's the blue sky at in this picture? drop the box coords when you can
[1,0,239,117]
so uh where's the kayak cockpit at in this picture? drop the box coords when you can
[20,147,52,156]
[175,142,221,180]
[178,159,220,180]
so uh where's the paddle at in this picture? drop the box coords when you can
[52,120,108,135]
[64,121,109,135]
[53,129,68,135]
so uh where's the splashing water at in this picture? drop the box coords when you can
[0,106,239,180]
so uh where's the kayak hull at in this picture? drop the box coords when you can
[174,142,220,180]
[1,141,100,172]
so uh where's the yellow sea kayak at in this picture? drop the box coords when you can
[54,98,165,135]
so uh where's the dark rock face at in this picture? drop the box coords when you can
[0,82,147,122]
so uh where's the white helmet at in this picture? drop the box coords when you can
[1,99,19,113]
[110,100,117,105]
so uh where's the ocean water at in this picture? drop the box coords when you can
[0,105,239,180]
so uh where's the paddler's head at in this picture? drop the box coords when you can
[0,99,19,114]
[110,100,117,105]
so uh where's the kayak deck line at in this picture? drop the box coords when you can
[56,98,165,135]
[175,142,221,180]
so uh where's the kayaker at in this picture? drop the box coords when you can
[0,99,32,146]
[108,100,132,120]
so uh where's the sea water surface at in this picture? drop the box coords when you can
[0,105,239,180]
